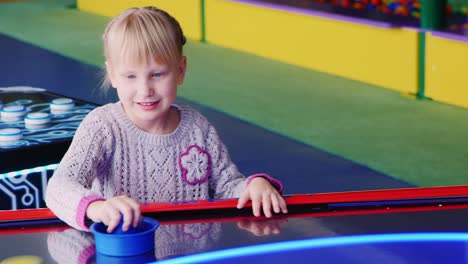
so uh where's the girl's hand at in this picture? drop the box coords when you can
[86,195,142,233]
[237,177,288,218]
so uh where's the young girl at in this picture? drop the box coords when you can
[45,6,287,233]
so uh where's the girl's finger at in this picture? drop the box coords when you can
[251,194,261,217]
[262,193,272,218]
[271,193,281,214]
[279,196,288,214]
[237,189,250,209]
[127,199,142,228]
[106,210,122,233]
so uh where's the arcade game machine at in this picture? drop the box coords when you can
[0,88,97,210]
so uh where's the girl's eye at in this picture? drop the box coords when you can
[152,72,164,78]
[127,74,136,79]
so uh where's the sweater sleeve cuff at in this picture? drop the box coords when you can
[76,195,105,231]
[246,173,284,194]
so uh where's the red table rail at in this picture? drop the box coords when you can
[1,185,467,222]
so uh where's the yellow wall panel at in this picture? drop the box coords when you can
[205,0,418,94]
[425,33,468,108]
[77,0,202,41]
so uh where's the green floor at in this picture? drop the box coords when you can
[1,1,467,187]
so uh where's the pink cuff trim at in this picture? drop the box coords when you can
[246,174,284,194]
[78,245,96,264]
[76,195,105,231]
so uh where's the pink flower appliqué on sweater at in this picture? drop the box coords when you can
[179,145,211,185]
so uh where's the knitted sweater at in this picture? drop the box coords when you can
[45,102,282,231]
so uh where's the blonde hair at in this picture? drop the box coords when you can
[102,6,186,89]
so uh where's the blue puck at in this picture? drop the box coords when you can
[1,105,26,113]
[91,217,159,256]
[25,112,51,128]
[0,128,23,142]
[1,105,27,121]
[50,98,75,114]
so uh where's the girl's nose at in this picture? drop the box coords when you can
[137,80,154,97]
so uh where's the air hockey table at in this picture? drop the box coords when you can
[0,186,467,264]
[0,88,97,210]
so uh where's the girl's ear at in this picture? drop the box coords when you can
[105,61,117,89]
[176,56,187,85]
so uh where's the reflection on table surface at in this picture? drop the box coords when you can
[1,202,468,264]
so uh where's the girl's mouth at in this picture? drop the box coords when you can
[137,101,159,110]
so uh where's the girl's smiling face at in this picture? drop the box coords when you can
[107,56,186,134]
